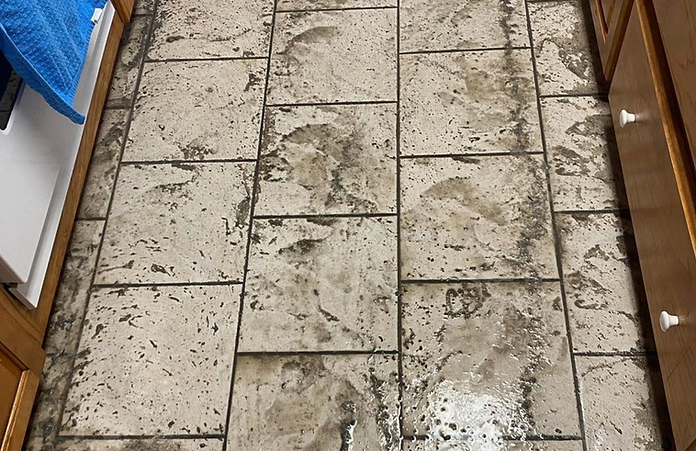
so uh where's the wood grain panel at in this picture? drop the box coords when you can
[112,0,135,23]
[589,0,633,79]
[610,2,696,449]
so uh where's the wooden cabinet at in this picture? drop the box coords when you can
[589,0,633,78]
[592,0,696,449]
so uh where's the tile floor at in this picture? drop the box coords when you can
[24,0,674,450]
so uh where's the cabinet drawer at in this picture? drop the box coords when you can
[610,2,696,450]
[590,0,633,79]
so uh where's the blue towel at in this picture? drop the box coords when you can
[0,0,107,124]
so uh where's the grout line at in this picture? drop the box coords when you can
[523,2,589,450]
[395,0,405,448]
[92,280,243,289]
[554,208,630,215]
[57,434,225,441]
[144,55,268,64]
[277,5,397,13]
[402,277,561,284]
[237,349,400,357]
[220,0,280,449]
[55,3,160,441]
[267,99,397,108]
[254,212,398,220]
[574,350,657,357]
[102,104,132,111]
[539,92,609,99]
[120,158,258,166]
[400,45,531,55]
[400,151,545,159]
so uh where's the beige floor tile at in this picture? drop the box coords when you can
[401,155,558,280]
[404,440,584,451]
[228,354,400,450]
[401,50,541,156]
[529,1,607,96]
[542,96,626,211]
[106,16,151,109]
[52,439,223,451]
[61,285,241,435]
[256,104,397,215]
[577,356,670,451]
[557,213,653,353]
[123,60,266,162]
[148,0,273,59]
[278,0,396,9]
[268,10,397,104]
[95,162,254,285]
[400,0,529,52]
[402,282,579,441]
[78,110,127,219]
[133,0,154,15]
[44,221,104,354]
[23,354,74,451]
[239,217,398,352]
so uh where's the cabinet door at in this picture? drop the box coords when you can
[112,0,135,23]
[0,302,44,451]
[589,0,633,79]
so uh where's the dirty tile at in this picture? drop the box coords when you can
[228,354,400,450]
[256,104,397,215]
[23,354,74,451]
[279,0,396,9]
[95,162,253,285]
[61,285,241,435]
[577,356,671,451]
[122,60,266,162]
[133,0,155,15]
[52,439,223,451]
[401,156,557,280]
[268,9,397,104]
[401,50,541,156]
[404,440,584,451]
[78,110,127,219]
[239,217,398,352]
[45,221,104,354]
[557,213,652,353]
[529,1,606,96]
[542,96,626,211]
[149,0,273,60]
[400,0,529,52]
[402,282,579,442]
[106,16,151,109]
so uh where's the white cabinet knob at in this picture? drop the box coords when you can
[620,109,636,128]
[660,311,679,332]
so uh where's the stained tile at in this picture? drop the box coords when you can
[267,10,397,104]
[239,217,398,352]
[95,162,253,285]
[45,221,104,354]
[401,156,557,280]
[106,16,151,109]
[404,440,584,451]
[401,50,541,156]
[23,354,74,451]
[400,0,529,52]
[557,213,652,353]
[78,110,127,219]
[402,282,579,442]
[278,0,396,9]
[529,1,606,96]
[122,60,266,162]
[133,0,155,15]
[52,439,222,451]
[228,354,400,450]
[542,96,626,211]
[577,356,671,451]
[256,104,397,215]
[61,285,241,436]
[148,0,273,60]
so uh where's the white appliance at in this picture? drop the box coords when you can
[0,2,115,308]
